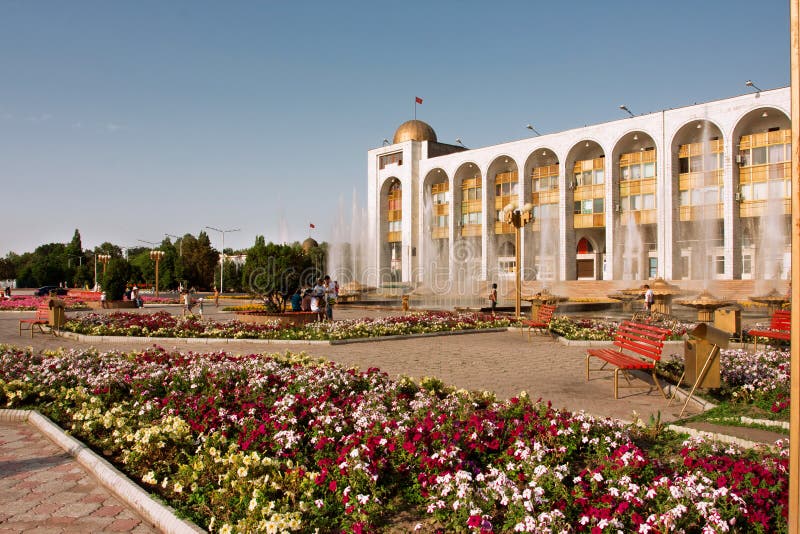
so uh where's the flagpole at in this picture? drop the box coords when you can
[413,97,416,120]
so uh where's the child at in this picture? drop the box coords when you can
[489,283,498,314]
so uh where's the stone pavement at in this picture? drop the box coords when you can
[0,420,157,533]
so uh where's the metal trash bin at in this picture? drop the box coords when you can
[47,298,66,329]
[714,305,741,339]
[684,323,729,389]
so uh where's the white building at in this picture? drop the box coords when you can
[366,87,791,290]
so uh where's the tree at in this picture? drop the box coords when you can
[180,232,218,290]
[101,258,131,300]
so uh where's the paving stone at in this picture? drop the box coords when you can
[58,501,102,518]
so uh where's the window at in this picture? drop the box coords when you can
[582,171,592,186]
[593,198,604,213]
[679,190,689,206]
[649,258,658,278]
[679,157,689,174]
[743,255,752,274]
[434,215,448,228]
[643,162,655,178]
[461,212,481,225]
[689,156,703,172]
[642,194,655,210]
[379,152,403,169]
[681,256,689,277]
[769,144,784,163]
[752,147,767,165]
[629,195,640,210]
[594,169,604,184]
[388,220,401,232]
[630,165,641,180]
[715,256,725,275]
[621,166,631,181]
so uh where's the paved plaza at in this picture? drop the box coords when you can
[0,297,786,532]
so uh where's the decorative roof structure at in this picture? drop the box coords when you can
[392,120,437,144]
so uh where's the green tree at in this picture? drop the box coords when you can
[101,258,131,300]
[180,232,218,290]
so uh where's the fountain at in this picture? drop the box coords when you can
[607,291,640,313]
[620,278,685,316]
[621,214,644,280]
[521,287,567,319]
[675,289,732,322]
[328,189,373,295]
[749,288,789,314]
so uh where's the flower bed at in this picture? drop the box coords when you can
[0,345,788,533]
[659,348,791,420]
[140,295,181,304]
[0,295,89,311]
[61,311,513,340]
[549,316,694,341]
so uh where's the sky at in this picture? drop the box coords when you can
[0,0,790,256]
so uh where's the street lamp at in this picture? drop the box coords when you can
[619,105,634,117]
[745,79,762,93]
[165,233,183,256]
[499,201,535,320]
[97,253,111,277]
[149,250,165,297]
[205,226,240,295]
[525,124,541,136]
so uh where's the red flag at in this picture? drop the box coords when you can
[309,223,316,229]
[415,96,423,104]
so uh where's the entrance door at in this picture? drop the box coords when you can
[576,259,594,279]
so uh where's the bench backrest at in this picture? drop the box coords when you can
[613,320,670,362]
[36,302,51,320]
[537,304,556,323]
[771,310,791,330]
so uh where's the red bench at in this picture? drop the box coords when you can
[586,321,671,399]
[19,301,52,338]
[747,310,791,351]
[522,304,556,339]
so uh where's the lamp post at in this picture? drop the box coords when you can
[499,201,535,320]
[165,233,183,256]
[205,226,240,295]
[97,253,111,279]
[149,250,165,297]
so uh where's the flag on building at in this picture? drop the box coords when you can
[415,96,423,104]
[309,223,316,229]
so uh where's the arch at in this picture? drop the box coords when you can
[731,106,792,282]
[670,119,725,281]
[576,237,594,254]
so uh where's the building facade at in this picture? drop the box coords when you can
[367,88,791,288]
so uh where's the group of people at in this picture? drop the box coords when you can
[126,285,143,308]
[0,286,11,300]
[290,276,338,320]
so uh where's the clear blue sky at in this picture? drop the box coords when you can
[0,0,790,255]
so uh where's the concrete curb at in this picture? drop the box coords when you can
[57,327,511,346]
[0,409,205,534]
[667,423,772,450]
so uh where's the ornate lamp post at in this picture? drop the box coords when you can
[150,250,165,297]
[97,254,111,275]
[499,201,535,320]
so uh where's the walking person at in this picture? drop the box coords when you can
[489,283,498,314]
[197,297,204,318]
[100,291,107,309]
[213,286,219,308]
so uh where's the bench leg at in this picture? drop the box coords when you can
[651,368,667,399]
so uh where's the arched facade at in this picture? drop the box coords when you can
[366,87,791,289]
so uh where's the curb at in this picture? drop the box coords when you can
[667,423,773,450]
[0,409,205,534]
[56,327,512,346]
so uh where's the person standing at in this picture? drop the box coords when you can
[643,284,654,313]
[324,275,335,320]
[213,286,219,308]
[489,283,498,314]
[197,297,204,318]
[100,291,107,309]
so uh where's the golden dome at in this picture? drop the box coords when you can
[302,237,319,252]
[393,120,437,144]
